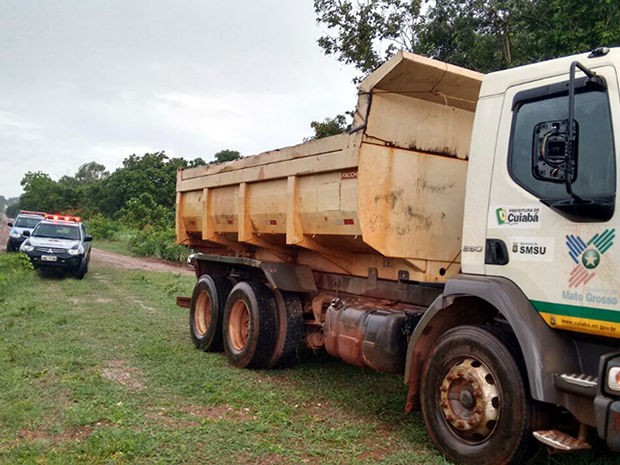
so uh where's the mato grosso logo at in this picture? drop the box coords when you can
[566,229,615,287]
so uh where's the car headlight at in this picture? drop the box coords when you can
[10,231,21,238]
[21,243,35,252]
[67,245,83,256]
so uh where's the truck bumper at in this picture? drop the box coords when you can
[595,396,620,451]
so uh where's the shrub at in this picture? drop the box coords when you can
[84,214,132,241]
[0,253,33,302]
[128,226,191,263]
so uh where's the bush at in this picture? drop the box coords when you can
[84,214,132,241]
[0,253,33,302]
[128,226,191,263]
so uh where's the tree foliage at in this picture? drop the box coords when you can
[314,0,620,76]
[211,149,241,164]
[307,114,351,140]
[20,172,66,213]
[9,150,215,232]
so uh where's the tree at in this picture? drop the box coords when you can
[211,149,241,164]
[307,114,351,140]
[314,0,620,76]
[20,171,65,213]
[314,0,423,80]
[98,152,205,220]
[75,162,109,183]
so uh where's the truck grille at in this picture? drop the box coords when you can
[35,247,66,253]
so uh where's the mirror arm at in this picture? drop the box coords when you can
[566,61,596,201]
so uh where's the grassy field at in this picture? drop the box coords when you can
[91,239,134,257]
[0,256,618,464]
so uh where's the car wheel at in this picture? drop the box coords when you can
[74,258,87,280]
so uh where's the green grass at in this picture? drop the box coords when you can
[0,257,618,464]
[92,239,134,256]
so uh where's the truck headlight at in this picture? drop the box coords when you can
[608,366,620,393]
[10,231,21,238]
[21,243,34,252]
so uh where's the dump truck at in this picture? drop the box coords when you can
[176,47,620,464]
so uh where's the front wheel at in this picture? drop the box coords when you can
[420,325,540,465]
[74,258,88,279]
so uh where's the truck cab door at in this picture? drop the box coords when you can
[485,63,620,337]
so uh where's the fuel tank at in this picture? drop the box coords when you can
[324,299,409,373]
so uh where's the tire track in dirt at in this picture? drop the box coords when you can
[91,248,194,275]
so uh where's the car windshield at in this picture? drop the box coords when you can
[15,217,42,228]
[33,223,80,240]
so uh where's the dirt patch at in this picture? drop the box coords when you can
[0,215,9,251]
[179,404,255,421]
[16,419,112,445]
[101,360,145,391]
[145,404,256,430]
[91,248,193,275]
[132,299,156,312]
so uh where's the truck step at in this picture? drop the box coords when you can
[553,372,598,397]
[533,430,591,452]
[560,373,598,388]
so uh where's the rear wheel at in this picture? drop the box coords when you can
[190,275,231,351]
[223,281,278,369]
[269,291,304,368]
[420,325,540,465]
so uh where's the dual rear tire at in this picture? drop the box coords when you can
[189,275,303,369]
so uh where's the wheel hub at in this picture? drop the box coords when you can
[439,357,500,441]
[195,291,211,335]
[228,300,250,352]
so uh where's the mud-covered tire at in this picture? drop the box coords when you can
[420,325,540,465]
[190,275,232,351]
[223,281,278,369]
[269,291,304,368]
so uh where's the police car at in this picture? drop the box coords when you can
[20,214,93,279]
[6,210,46,252]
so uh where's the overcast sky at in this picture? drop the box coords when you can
[0,1,357,198]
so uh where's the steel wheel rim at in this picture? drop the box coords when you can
[228,300,250,352]
[195,291,211,336]
[439,357,501,444]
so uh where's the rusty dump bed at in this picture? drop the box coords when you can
[176,52,483,283]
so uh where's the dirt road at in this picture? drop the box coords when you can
[90,248,193,275]
[1,216,9,251]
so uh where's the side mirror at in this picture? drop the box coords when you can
[533,119,578,183]
[23,230,30,237]
[7,222,13,227]
[84,235,93,242]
